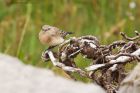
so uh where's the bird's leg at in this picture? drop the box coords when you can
[48,45,58,50]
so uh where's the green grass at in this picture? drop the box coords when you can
[0,0,139,81]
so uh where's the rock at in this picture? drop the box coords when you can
[118,63,140,93]
[0,54,106,93]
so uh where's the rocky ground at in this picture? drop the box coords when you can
[0,54,105,93]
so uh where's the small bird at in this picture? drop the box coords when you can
[39,25,73,49]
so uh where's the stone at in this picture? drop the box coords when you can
[0,54,106,93]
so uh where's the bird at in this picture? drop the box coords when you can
[39,25,73,49]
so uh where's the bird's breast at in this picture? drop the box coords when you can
[48,36,64,46]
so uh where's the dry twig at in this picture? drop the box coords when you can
[41,31,140,93]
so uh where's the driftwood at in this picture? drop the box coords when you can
[41,31,140,93]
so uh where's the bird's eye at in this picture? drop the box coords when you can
[46,28,51,31]
[42,27,51,32]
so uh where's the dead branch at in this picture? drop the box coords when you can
[41,31,140,93]
[120,31,140,41]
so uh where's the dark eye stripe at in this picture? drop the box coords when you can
[42,28,51,31]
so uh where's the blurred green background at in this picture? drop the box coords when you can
[0,0,139,81]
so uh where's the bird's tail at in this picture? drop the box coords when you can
[66,32,73,35]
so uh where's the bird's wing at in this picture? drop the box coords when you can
[53,27,72,38]
[59,30,73,38]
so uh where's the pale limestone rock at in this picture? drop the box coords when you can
[0,54,106,93]
[118,63,140,93]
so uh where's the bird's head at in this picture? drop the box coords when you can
[41,25,52,32]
